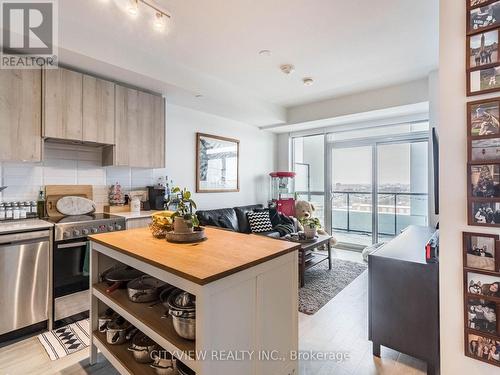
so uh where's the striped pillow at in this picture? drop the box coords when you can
[247,211,273,233]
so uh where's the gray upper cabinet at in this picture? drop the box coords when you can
[0,69,42,162]
[82,75,115,144]
[109,84,165,168]
[43,68,83,141]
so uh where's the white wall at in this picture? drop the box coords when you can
[439,1,498,374]
[166,103,277,210]
[0,143,166,210]
[286,78,429,125]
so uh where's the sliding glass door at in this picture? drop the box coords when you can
[292,122,430,248]
[327,133,429,247]
[331,146,374,247]
[377,142,429,242]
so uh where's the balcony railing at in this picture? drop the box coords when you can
[296,191,428,237]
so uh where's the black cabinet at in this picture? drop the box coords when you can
[368,226,440,375]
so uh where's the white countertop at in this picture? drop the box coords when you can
[0,219,54,235]
[112,211,160,220]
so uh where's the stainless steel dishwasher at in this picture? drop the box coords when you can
[0,229,51,336]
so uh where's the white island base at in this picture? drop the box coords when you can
[89,229,299,375]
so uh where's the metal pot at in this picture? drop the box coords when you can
[167,290,196,340]
[159,286,179,309]
[128,332,158,364]
[167,290,196,312]
[98,309,116,333]
[127,275,167,303]
[106,319,132,345]
[170,315,195,340]
[150,352,177,375]
[102,266,145,293]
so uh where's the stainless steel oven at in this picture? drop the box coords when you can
[48,213,126,323]
[53,238,90,322]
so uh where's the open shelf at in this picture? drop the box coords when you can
[93,331,157,375]
[93,282,197,372]
[304,252,330,270]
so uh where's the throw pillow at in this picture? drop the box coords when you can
[247,211,273,233]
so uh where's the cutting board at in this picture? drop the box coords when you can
[56,196,96,215]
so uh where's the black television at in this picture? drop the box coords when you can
[432,127,439,215]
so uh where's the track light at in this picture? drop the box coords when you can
[153,12,166,31]
[127,0,139,16]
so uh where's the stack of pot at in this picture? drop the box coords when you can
[167,289,196,340]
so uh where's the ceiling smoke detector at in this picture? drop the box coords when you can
[259,50,271,56]
[280,64,295,75]
[303,77,314,86]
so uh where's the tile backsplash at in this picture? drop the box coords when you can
[0,143,167,211]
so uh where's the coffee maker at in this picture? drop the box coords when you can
[148,186,166,210]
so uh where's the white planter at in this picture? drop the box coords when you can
[304,226,317,239]
[174,217,194,234]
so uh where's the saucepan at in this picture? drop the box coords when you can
[98,308,116,333]
[102,266,145,293]
[106,317,134,345]
[127,275,167,303]
[150,351,177,375]
[128,332,159,364]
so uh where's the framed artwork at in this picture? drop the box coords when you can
[463,232,500,272]
[467,98,500,164]
[468,1,500,35]
[466,271,500,298]
[469,164,500,198]
[196,133,240,193]
[467,298,497,334]
[468,65,500,95]
[471,138,500,162]
[469,200,500,226]
[467,29,500,69]
[466,332,500,366]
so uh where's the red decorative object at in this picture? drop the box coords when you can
[269,171,296,217]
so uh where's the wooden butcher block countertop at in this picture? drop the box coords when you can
[90,227,300,285]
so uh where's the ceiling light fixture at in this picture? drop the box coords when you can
[127,0,139,16]
[125,0,171,30]
[280,64,295,75]
[303,77,314,86]
[153,12,166,30]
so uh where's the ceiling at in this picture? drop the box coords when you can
[55,0,438,127]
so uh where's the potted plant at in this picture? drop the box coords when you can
[300,217,321,239]
[168,187,199,234]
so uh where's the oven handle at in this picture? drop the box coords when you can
[56,241,88,249]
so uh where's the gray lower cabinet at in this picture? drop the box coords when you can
[0,69,42,162]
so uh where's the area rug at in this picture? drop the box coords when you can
[38,319,90,360]
[299,258,367,315]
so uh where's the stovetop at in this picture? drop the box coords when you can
[46,213,121,225]
[50,213,126,242]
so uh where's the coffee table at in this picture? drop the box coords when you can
[296,234,332,287]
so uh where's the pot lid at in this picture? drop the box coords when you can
[132,331,156,348]
[168,290,196,311]
[127,275,166,290]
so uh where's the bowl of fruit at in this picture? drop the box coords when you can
[149,211,174,239]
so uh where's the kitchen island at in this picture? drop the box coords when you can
[89,227,300,375]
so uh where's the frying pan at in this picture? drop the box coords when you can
[103,266,145,293]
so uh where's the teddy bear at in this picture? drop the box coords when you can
[295,200,337,246]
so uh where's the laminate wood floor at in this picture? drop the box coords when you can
[0,249,427,375]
